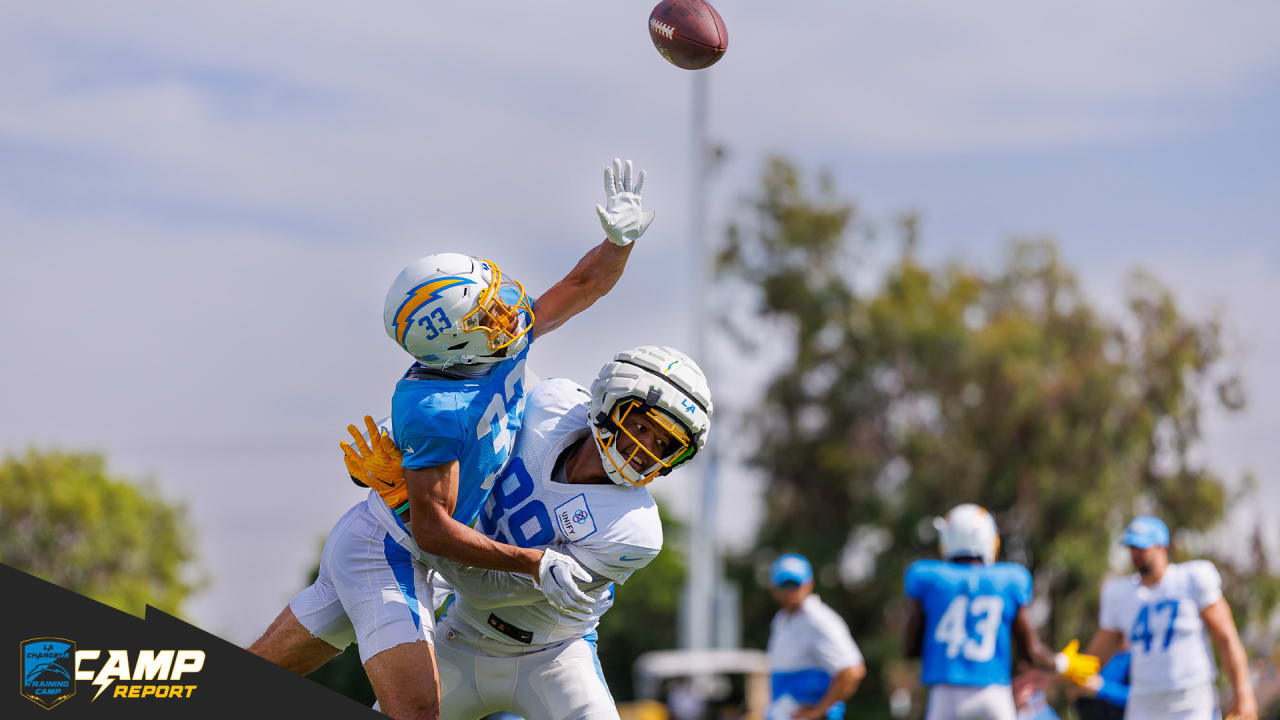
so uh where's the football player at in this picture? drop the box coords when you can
[249,159,657,720]
[1082,516,1256,720]
[904,504,1099,720]
[347,345,712,720]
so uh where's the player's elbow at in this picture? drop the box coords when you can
[846,663,866,688]
[408,509,454,556]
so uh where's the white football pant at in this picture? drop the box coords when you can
[435,615,617,720]
[925,684,1017,720]
[1124,684,1219,720]
[289,496,435,663]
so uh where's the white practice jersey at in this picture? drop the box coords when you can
[1099,560,1222,695]
[767,594,863,719]
[441,378,663,648]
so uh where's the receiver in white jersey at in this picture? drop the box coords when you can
[436,377,663,645]
[1099,560,1222,713]
[425,378,664,720]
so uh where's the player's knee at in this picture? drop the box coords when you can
[382,690,439,720]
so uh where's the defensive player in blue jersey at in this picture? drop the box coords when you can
[249,158,657,720]
[904,504,1099,720]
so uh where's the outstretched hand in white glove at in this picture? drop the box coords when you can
[595,157,655,246]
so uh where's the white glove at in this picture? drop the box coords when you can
[595,158,655,246]
[536,547,597,615]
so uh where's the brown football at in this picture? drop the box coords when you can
[649,0,728,70]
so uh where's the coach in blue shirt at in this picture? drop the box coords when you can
[766,554,866,720]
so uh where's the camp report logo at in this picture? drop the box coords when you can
[19,638,205,709]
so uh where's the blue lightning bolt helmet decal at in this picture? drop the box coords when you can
[391,276,475,348]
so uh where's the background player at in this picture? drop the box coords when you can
[348,345,713,720]
[765,553,866,720]
[1083,516,1256,720]
[250,159,657,720]
[904,503,1098,720]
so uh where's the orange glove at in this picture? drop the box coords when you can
[341,416,408,512]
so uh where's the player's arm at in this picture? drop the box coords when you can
[903,600,925,659]
[794,613,865,719]
[1011,607,1059,669]
[405,462,597,613]
[343,419,597,613]
[1080,652,1129,708]
[427,550,609,613]
[530,159,653,337]
[1083,628,1124,666]
[792,665,865,720]
[1201,598,1257,720]
[1012,608,1099,683]
[405,462,539,573]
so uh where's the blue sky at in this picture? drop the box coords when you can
[2,1,1277,641]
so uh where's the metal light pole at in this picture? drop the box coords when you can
[682,69,720,652]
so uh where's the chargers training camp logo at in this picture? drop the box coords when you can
[391,276,475,348]
[21,638,76,709]
[18,638,206,709]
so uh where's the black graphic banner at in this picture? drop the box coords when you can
[0,564,381,718]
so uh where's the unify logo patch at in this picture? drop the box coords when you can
[18,638,205,709]
[554,494,597,542]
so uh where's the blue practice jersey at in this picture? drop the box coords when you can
[905,559,1031,687]
[390,341,530,526]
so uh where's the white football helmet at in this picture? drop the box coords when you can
[934,503,1000,564]
[383,253,534,369]
[589,346,712,487]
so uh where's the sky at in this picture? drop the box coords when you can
[2,1,1278,644]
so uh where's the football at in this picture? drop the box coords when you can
[648,0,728,70]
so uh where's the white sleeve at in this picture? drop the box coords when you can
[564,500,663,584]
[568,541,660,585]
[1185,561,1223,609]
[424,554,545,610]
[811,611,864,673]
[1098,578,1125,632]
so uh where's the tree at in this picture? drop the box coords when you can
[717,157,1276,717]
[594,507,687,701]
[0,448,197,616]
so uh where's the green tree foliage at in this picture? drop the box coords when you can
[0,448,196,616]
[717,157,1275,717]
[595,506,687,700]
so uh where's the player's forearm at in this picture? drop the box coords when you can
[811,666,862,713]
[427,555,545,609]
[410,510,541,576]
[573,239,633,300]
[1084,630,1122,666]
[1219,631,1254,700]
[1204,601,1254,700]
[1026,643,1060,671]
[536,241,633,335]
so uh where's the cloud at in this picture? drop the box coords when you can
[2,0,1278,639]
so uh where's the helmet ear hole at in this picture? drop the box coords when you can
[594,411,618,434]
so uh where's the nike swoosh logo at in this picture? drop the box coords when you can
[619,555,644,562]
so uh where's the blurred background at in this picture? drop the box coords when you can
[2,2,1278,717]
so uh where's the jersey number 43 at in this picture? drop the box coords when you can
[934,595,1004,662]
